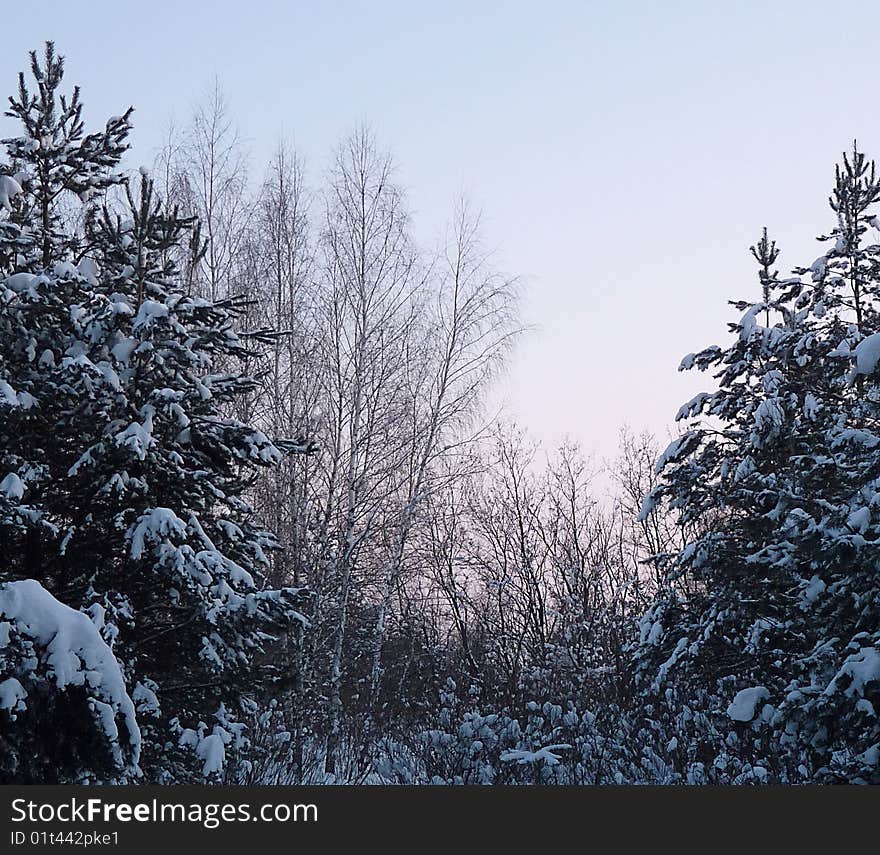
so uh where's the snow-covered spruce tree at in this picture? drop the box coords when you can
[0,43,310,783]
[0,44,142,783]
[635,146,880,784]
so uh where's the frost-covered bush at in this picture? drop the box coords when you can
[398,680,659,785]
[395,676,836,785]
[226,699,303,785]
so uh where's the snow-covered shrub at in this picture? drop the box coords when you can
[405,680,674,785]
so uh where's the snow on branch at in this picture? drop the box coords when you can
[0,579,140,773]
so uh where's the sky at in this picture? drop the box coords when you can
[2,1,880,466]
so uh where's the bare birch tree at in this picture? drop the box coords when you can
[316,126,421,775]
[366,203,519,713]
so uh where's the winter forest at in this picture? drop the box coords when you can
[0,40,878,787]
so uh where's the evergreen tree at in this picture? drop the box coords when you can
[0,43,310,783]
[635,145,880,783]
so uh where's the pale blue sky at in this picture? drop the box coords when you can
[2,1,878,463]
